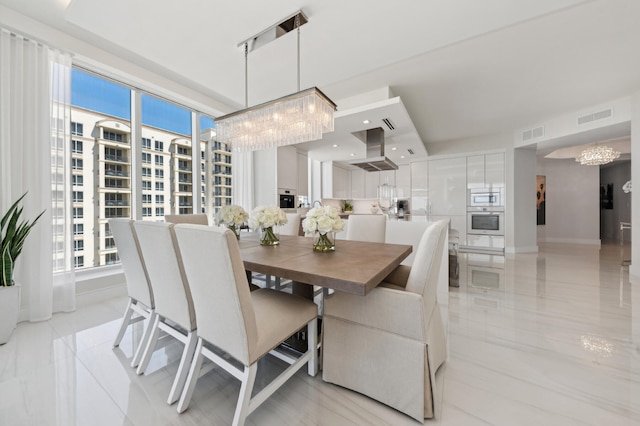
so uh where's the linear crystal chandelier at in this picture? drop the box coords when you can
[215,11,337,151]
[575,144,620,166]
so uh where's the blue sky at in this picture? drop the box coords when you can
[71,69,215,135]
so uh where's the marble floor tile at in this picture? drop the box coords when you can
[0,242,638,425]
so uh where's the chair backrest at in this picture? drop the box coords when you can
[109,218,154,308]
[277,213,301,236]
[346,214,386,243]
[405,220,448,297]
[385,221,430,266]
[173,224,256,365]
[133,221,196,332]
[165,214,209,225]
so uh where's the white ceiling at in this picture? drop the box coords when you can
[2,0,640,165]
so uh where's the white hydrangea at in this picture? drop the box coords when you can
[302,206,344,235]
[214,205,249,226]
[249,205,287,229]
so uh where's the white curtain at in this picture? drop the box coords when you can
[0,28,75,322]
[232,150,254,212]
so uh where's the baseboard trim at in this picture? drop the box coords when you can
[539,238,601,246]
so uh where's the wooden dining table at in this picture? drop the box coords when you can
[237,232,412,372]
[237,233,412,297]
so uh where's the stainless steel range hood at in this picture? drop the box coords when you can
[349,127,398,171]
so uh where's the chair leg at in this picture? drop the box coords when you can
[307,318,318,376]
[136,314,161,375]
[177,337,204,413]
[274,276,281,290]
[265,274,272,288]
[168,331,198,405]
[233,364,257,426]
[131,311,156,368]
[113,298,134,347]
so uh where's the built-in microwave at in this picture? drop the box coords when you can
[468,188,504,208]
[467,207,504,236]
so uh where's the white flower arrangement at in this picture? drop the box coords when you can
[249,205,287,230]
[214,204,249,227]
[302,206,344,235]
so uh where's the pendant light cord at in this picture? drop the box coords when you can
[296,14,301,92]
[244,42,249,108]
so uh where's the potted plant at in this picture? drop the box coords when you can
[342,200,353,213]
[0,192,44,344]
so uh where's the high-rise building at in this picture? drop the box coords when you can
[70,106,231,269]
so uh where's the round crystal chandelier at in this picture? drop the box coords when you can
[575,145,620,166]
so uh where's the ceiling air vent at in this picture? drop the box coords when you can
[521,125,545,142]
[577,108,613,125]
[407,148,415,155]
[382,118,395,131]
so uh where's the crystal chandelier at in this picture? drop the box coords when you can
[575,144,620,166]
[215,11,337,151]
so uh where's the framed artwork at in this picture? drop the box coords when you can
[536,175,546,225]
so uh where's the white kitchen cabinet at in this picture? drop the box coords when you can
[466,153,504,189]
[364,171,379,199]
[395,165,410,199]
[277,146,297,191]
[466,155,485,189]
[297,152,308,196]
[411,161,428,215]
[333,165,350,199]
[428,157,466,216]
[321,161,350,199]
[485,153,505,188]
[350,169,365,199]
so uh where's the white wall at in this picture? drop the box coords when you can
[253,148,277,207]
[507,147,538,253]
[537,157,600,245]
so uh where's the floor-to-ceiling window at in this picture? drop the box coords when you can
[70,68,230,270]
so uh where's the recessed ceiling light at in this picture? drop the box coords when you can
[332,144,339,148]
[391,147,397,151]
[350,153,355,157]
[363,120,370,124]
[400,155,405,159]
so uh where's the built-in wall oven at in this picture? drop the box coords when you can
[278,188,296,209]
[467,207,504,236]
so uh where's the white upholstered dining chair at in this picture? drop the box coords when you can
[385,220,430,266]
[133,221,198,406]
[345,214,386,243]
[109,218,155,368]
[164,213,209,225]
[322,220,449,421]
[172,224,318,425]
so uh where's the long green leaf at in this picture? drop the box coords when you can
[0,192,45,286]
[0,192,26,230]
[1,244,13,287]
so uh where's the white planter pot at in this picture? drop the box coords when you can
[0,284,21,345]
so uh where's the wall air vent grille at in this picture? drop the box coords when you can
[382,118,395,131]
[521,126,545,141]
[577,108,613,125]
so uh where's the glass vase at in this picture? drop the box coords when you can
[313,231,335,252]
[260,226,279,246]
[227,224,240,240]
